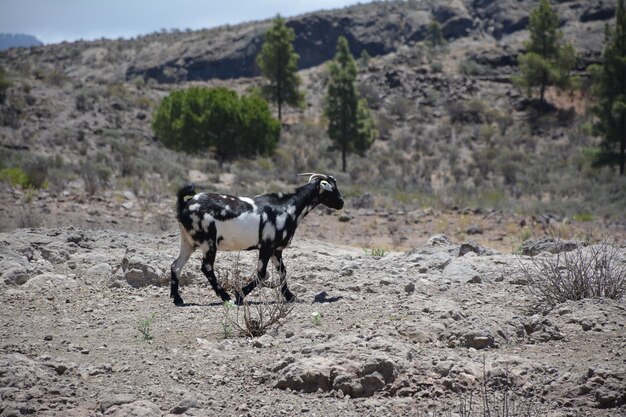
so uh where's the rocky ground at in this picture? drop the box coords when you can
[1,223,624,416]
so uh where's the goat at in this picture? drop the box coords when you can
[170,173,344,306]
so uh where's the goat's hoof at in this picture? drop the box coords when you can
[173,296,184,306]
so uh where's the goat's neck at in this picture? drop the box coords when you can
[289,182,320,225]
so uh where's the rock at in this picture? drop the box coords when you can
[404,283,415,294]
[121,254,168,287]
[359,356,397,385]
[581,2,616,22]
[595,388,621,409]
[463,332,495,349]
[464,225,483,235]
[99,394,137,412]
[274,358,336,393]
[521,236,581,256]
[524,315,564,343]
[442,260,480,284]
[2,263,30,285]
[110,100,125,111]
[420,252,452,272]
[275,355,399,398]
[397,324,434,343]
[472,0,530,39]
[170,396,198,414]
[124,268,149,288]
[427,234,452,247]
[87,263,112,275]
[104,400,161,416]
[22,273,77,289]
[433,1,474,39]
[459,241,484,257]
[441,15,474,39]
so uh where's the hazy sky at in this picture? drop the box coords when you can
[0,0,372,44]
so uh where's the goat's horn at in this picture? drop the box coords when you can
[297,172,327,182]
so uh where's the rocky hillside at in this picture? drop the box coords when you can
[0,0,624,228]
[0,0,615,83]
[1,227,625,416]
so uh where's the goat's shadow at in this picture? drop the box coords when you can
[312,291,343,304]
[172,293,341,307]
[175,301,224,308]
[174,299,304,308]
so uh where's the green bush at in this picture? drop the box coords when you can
[152,87,280,161]
[0,167,30,188]
[0,155,50,189]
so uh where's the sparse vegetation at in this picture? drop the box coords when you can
[521,234,626,306]
[365,247,388,257]
[218,256,293,338]
[310,311,322,326]
[137,313,156,341]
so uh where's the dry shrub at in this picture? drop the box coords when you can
[417,356,545,417]
[520,235,626,306]
[218,254,293,338]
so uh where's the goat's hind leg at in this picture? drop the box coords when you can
[201,247,231,302]
[171,237,194,306]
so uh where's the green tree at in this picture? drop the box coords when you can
[324,36,376,172]
[427,21,445,48]
[0,66,11,104]
[152,87,279,162]
[589,0,626,175]
[256,15,304,123]
[513,0,577,103]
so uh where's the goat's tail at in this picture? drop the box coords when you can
[176,183,196,222]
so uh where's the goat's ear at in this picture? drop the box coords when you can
[319,180,333,192]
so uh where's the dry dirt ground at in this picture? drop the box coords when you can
[1,202,625,416]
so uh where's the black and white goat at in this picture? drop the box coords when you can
[170,173,344,306]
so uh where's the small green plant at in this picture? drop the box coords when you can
[222,300,236,338]
[137,313,156,341]
[572,212,593,222]
[0,167,30,188]
[430,61,443,73]
[311,311,322,326]
[365,247,388,257]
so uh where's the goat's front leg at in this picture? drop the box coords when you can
[170,237,194,306]
[236,247,272,304]
[201,247,231,302]
[271,250,295,302]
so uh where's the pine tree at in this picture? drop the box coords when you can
[426,21,445,48]
[256,15,304,123]
[324,36,376,172]
[589,0,626,175]
[513,0,577,103]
